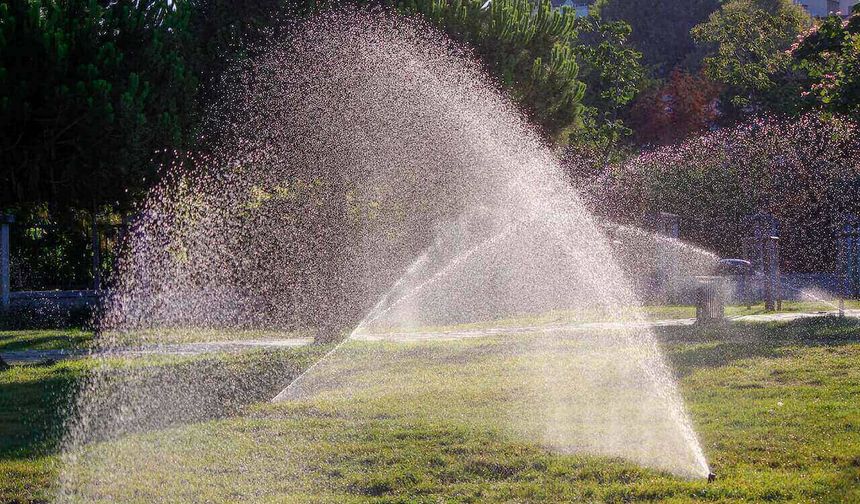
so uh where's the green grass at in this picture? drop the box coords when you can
[643,299,860,321]
[0,329,93,351]
[3,316,860,502]
[3,300,851,349]
[0,347,329,503]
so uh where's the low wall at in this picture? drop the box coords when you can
[10,290,102,311]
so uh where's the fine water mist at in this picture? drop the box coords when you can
[58,11,710,501]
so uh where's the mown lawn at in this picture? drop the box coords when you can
[0,347,328,503]
[2,316,860,502]
[0,329,93,352]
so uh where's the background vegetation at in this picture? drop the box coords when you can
[1,0,859,289]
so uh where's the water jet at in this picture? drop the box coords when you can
[57,11,712,501]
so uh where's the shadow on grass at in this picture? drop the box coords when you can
[0,364,79,460]
[659,317,860,378]
[0,348,324,464]
[0,330,92,352]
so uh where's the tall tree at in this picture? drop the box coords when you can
[593,0,720,78]
[691,0,811,113]
[0,0,198,211]
[185,0,321,106]
[410,0,587,143]
[569,15,644,164]
[790,7,860,115]
[629,69,720,146]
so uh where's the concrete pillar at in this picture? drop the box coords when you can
[745,213,779,272]
[654,212,681,304]
[763,236,780,311]
[91,213,101,291]
[837,215,860,300]
[744,213,780,309]
[1,215,13,310]
[655,211,681,239]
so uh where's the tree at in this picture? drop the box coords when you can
[790,8,860,115]
[593,0,720,78]
[188,0,591,144]
[691,0,810,112]
[568,15,644,165]
[410,0,586,143]
[0,0,198,212]
[629,69,721,146]
[185,0,321,106]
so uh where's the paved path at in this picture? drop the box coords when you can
[352,310,860,342]
[729,309,860,323]
[4,310,859,364]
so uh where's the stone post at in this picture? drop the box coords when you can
[744,213,780,309]
[91,213,101,291]
[654,212,681,304]
[763,236,780,311]
[1,215,13,311]
[837,215,860,303]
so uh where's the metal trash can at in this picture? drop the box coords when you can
[695,277,725,324]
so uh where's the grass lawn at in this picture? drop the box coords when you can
[0,329,93,352]
[0,347,329,503]
[2,316,860,502]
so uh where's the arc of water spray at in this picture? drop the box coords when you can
[354,225,514,333]
[271,253,429,402]
[272,225,513,402]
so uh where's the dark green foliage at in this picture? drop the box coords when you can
[569,15,643,163]
[0,0,198,211]
[8,206,91,290]
[593,0,720,78]
[691,0,811,113]
[190,0,593,143]
[410,0,587,142]
[790,10,860,114]
[186,0,321,105]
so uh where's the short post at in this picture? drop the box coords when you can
[91,212,101,291]
[763,236,780,311]
[837,215,860,308]
[744,213,780,310]
[696,277,725,324]
[1,214,13,311]
[654,212,681,304]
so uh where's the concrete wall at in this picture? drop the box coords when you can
[9,290,101,314]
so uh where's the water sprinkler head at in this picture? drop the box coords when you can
[707,472,716,483]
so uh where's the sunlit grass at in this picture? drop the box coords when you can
[0,329,93,351]
[3,317,860,502]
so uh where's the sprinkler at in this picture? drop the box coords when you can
[707,472,716,483]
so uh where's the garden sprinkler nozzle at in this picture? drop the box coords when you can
[707,472,716,483]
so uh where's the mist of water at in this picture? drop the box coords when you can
[58,11,710,501]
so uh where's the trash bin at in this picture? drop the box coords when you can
[695,277,725,324]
